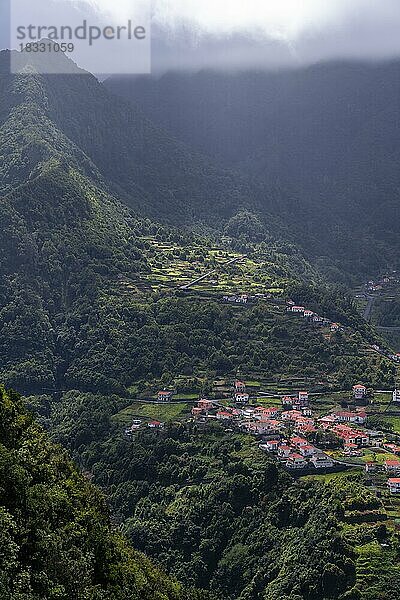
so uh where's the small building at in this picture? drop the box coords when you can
[384,460,400,473]
[291,306,305,313]
[278,445,292,459]
[365,461,379,473]
[265,439,280,452]
[344,442,360,455]
[291,436,308,448]
[313,315,324,324]
[299,444,317,458]
[393,389,400,403]
[311,453,334,469]
[352,384,367,400]
[216,411,232,421]
[303,310,314,318]
[158,391,173,403]
[254,406,280,419]
[235,393,250,404]
[318,415,336,429]
[198,399,214,411]
[191,407,203,418]
[281,396,294,408]
[383,443,400,455]
[330,323,340,332]
[234,380,246,393]
[302,407,313,417]
[387,478,400,494]
[286,453,308,469]
[333,410,367,425]
[148,420,164,429]
[297,391,309,407]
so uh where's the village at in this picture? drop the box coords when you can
[124,378,400,497]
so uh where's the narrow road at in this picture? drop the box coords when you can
[179,255,247,290]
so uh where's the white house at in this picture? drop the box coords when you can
[235,393,250,404]
[291,306,305,313]
[286,453,308,469]
[311,453,334,469]
[393,389,400,403]
[352,384,367,400]
[297,391,309,406]
[158,391,173,402]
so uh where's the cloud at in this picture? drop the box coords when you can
[2,0,400,72]
[149,0,400,71]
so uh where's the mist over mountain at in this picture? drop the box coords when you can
[107,62,400,275]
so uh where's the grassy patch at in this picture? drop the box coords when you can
[112,402,189,424]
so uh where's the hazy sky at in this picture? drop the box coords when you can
[2,0,400,72]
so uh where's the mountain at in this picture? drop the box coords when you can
[1,46,399,600]
[106,63,400,275]
[0,49,275,227]
[0,48,395,397]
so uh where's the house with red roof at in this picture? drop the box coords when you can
[234,380,246,393]
[254,406,280,419]
[299,444,317,458]
[387,478,400,494]
[158,391,173,402]
[148,421,164,429]
[198,399,214,411]
[383,443,400,455]
[281,395,294,408]
[352,384,367,400]
[216,411,232,420]
[192,407,203,418]
[291,436,308,448]
[333,410,367,425]
[278,445,292,458]
[265,439,280,452]
[384,460,400,473]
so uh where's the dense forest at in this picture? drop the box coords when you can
[0,385,212,600]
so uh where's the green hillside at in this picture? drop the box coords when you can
[0,385,209,600]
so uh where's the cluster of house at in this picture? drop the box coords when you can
[125,418,165,436]
[286,301,342,332]
[365,457,400,494]
[365,273,398,293]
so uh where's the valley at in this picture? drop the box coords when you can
[0,45,400,600]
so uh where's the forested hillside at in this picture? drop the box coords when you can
[0,48,392,395]
[0,385,208,600]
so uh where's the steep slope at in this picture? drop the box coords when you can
[0,385,208,600]
[0,49,395,396]
[0,49,277,226]
[106,63,400,275]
